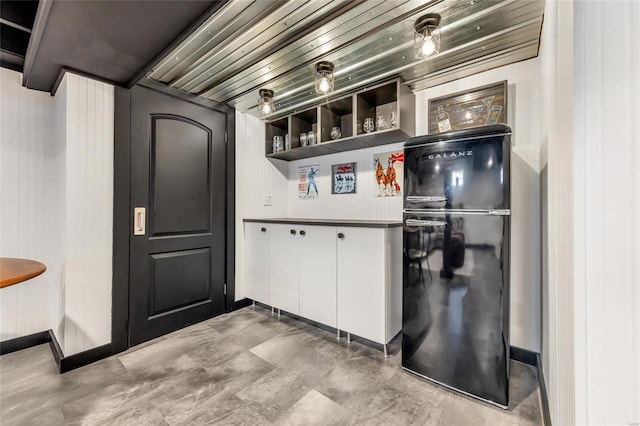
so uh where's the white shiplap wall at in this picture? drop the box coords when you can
[61,73,114,356]
[540,1,575,424]
[287,143,404,220]
[538,0,560,421]
[53,76,67,344]
[0,70,114,358]
[573,1,640,424]
[235,111,288,300]
[0,68,62,341]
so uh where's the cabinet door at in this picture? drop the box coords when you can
[244,223,270,304]
[337,227,385,343]
[299,225,337,327]
[269,224,300,314]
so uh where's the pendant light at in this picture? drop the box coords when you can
[314,61,335,95]
[414,13,441,59]
[258,89,275,115]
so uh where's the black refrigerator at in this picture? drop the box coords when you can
[402,124,511,408]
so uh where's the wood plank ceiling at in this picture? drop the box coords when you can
[147,0,545,119]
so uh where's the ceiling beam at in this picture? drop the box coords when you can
[0,17,31,33]
[22,0,52,88]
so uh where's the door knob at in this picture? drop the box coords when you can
[337,232,345,239]
[290,229,296,235]
[261,227,267,232]
[300,230,306,236]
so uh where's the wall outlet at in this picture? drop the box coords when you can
[263,194,273,206]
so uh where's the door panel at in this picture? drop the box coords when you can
[299,225,337,328]
[402,212,510,406]
[129,86,226,346]
[404,135,508,210]
[269,224,299,315]
[336,227,385,343]
[151,116,211,235]
[149,249,210,317]
[244,223,270,304]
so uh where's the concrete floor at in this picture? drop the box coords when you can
[0,306,543,425]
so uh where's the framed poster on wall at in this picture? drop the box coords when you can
[373,151,403,197]
[298,163,319,200]
[331,162,356,194]
[428,81,507,134]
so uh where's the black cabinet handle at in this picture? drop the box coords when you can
[337,232,345,239]
[300,230,306,236]
[290,229,296,235]
[261,227,267,233]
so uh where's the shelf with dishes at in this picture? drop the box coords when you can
[265,79,415,161]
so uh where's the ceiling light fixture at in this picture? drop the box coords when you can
[314,61,335,95]
[258,89,275,115]
[414,13,441,59]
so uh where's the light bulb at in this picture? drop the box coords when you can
[421,36,436,57]
[318,77,330,94]
[258,89,275,115]
[260,102,272,115]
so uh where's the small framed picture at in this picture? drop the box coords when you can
[332,162,357,194]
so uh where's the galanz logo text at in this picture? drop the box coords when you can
[427,151,473,160]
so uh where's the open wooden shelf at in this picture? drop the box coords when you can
[265,79,415,161]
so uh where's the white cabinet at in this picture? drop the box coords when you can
[267,224,337,323]
[299,225,337,327]
[243,220,401,351]
[243,222,270,304]
[268,224,300,315]
[336,226,402,346]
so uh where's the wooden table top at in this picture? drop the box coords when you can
[0,258,46,289]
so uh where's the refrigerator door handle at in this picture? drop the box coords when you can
[406,195,447,203]
[488,209,511,216]
[405,219,447,227]
[403,208,511,216]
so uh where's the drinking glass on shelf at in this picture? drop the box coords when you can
[363,118,374,133]
[330,127,341,140]
[376,115,386,131]
[284,134,290,151]
[300,132,308,147]
[389,111,397,128]
[272,135,283,153]
[307,131,316,145]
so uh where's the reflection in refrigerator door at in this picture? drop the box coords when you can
[402,124,512,408]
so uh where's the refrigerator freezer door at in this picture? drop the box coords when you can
[404,134,510,210]
[402,210,510,407]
